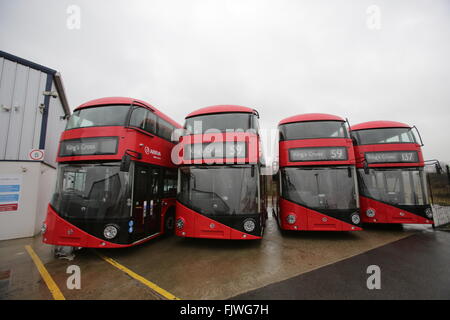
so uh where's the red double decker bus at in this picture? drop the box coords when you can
[174,105,268,240]
[351,121,433,224]
[274,113,362,231]
[42,97,182,248]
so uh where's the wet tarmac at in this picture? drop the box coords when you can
[234,229,450,300]
[0,214,438,300]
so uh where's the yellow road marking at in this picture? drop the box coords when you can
[25,245,65,300]
[96,252,180,300]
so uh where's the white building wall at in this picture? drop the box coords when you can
[34,163,56,236]
[0,52,68,241]
[0,161,56,240]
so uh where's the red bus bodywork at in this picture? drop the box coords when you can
[42,97,182,248]
[276,113,362,231]
[175,105,268,240]
[351,120,433,225]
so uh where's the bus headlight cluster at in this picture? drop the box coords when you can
[104,225,118,240]
[366,208,376,218]
[41,223,47,234]
[351,213,361,225]
[176,218,185,230]
[425,208,433,219]
[243,218,256,232]
[286,214,296,225]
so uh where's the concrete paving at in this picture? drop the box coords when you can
[0,214,431,300]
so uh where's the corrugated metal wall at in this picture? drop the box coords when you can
[44,82,67,166]
[0,57,67,167]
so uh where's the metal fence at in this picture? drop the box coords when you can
[427,164,450,227]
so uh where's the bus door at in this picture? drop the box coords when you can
[147,167,162,235]
[132,164,162,241]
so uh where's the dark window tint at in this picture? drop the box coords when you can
[50,163,132,219]
[352,128,416,145]
[67,105,130,129]
[163,169,177,197]
[357,168,429,205]
[129,107,157,134]
[158,118,174,141]
[184,113,254,134]
[178,165,259,215]
[281,166,358,210]
[279,121,348,140]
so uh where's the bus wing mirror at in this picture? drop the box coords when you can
[436,163,443,174]
[120,154,132,172]
[363,160,370,175]
[412,126,424,146]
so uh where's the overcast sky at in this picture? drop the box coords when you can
[1,0,449,163]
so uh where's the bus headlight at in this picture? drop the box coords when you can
[176,218,185,230]
[286,214,296,224]
[425,208,433,219]
[351,213,361,225]
[41,223,47,234]
[243,218,256,232]
[104,225,118,240]
[366,208,376,218]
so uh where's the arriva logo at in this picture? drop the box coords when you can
[144,146,161,157]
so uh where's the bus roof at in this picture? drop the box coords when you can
[186,105,257,118]
[74,97,182,128]
[350,120,411,131]
[279,113,345,125]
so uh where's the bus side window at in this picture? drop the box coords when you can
[144,112,157,134]
[129,107,149,130]
[163,169,177,197]
[157,118,173,141]
[252,115,260,133]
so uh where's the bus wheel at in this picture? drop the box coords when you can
[164,210,175,236]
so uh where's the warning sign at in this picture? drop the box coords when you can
[28,149,45,161]
[0,175,22,213]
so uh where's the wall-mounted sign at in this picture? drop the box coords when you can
[289,147,348,162]
[28,149,45,161]
[0,175,22,213]
[365,151,419,164]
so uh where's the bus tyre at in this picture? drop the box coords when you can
[164,210,175,236]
